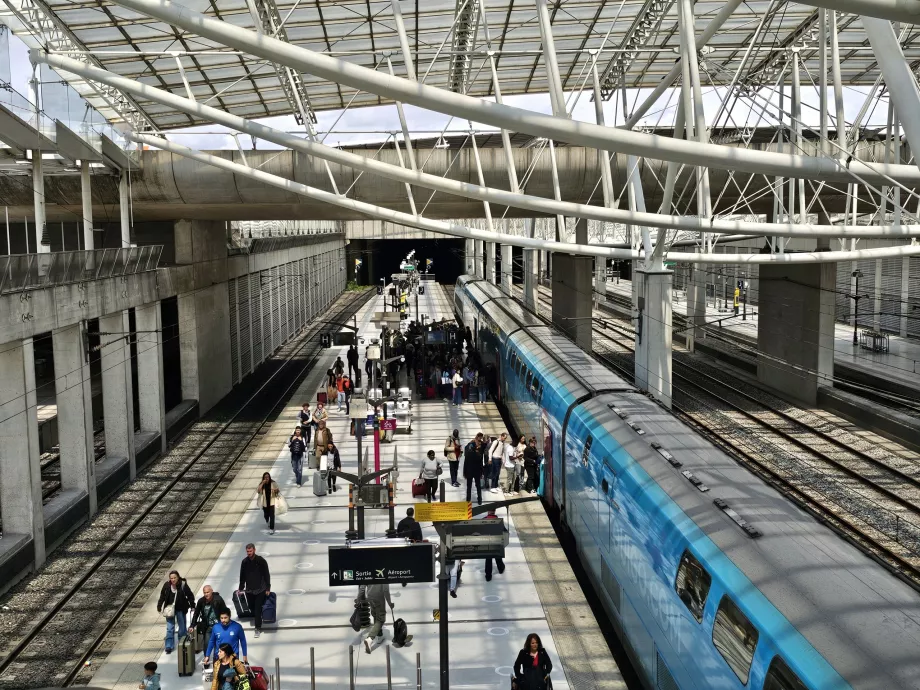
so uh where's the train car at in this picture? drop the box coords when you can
[455,275,920,690]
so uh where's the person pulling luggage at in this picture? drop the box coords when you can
[238,543,271,639]
[363,583,393,653]
[444,429,462,487]
[189,586,225,650]
[203,609,248,666]
[209,643,247,690]
[325,441,341,492]
[156,570,195,654]
[513,633,553,690]
[419,450,442,502]
[313,420,333,470]
[288,427,307,488]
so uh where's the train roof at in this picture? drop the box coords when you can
[578,391,920,690]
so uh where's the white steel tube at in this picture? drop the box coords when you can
[81,159,94,250]
[390,0,417,81]
[591,58,615,208]
[830,11,847,159]
[33,52,920,240]
[118,170,131,247]
[534,0,567,118]
[95,1,920,185]
[129,131,920,266]
[863,16,920,173]
[488,53,520,193]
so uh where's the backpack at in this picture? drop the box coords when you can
[390,604,409,647]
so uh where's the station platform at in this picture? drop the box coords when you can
[89,282,624,689]
[602,277,920,393]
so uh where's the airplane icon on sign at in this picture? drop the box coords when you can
[376,569,385,577]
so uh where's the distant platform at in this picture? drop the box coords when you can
[89,282,625,689]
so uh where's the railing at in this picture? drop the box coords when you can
[0,246,163,294]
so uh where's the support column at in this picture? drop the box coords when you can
[177,288,232,415]
[500,242,513,295]
[135,302,167,453]
[634,267,673,409]
[485,242,496,284]
[474,240,484,279]
[465,239,475,275]
[119,170,131,247]
[757,263,836,405]
[552,254,593,351]
[52,323,97,515]
[100,310,136,479]
[595,256,607,302]
[0,338,45,566]
[33,152,48,253]
[873,259,882,332]
[81,160,94,250]
[685,264,707,352]
[523,249,538,314]
[901,256,910,337]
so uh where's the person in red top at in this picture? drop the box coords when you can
[512,633,553,690]
[336,374,346,412]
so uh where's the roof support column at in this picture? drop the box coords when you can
[81,160,94,250]
[135,301,167,454]
[118,171,131,247]
[500,228,513,295]
[523,219,538,315]
[591,56,613,304]
[100,310,136,480]
[32,152,48,253]
[634,266,673,409]
[485,240,496,284]
[534,0,567,119]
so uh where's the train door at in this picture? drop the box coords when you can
[541,411,554,507]
[599,461,616,553]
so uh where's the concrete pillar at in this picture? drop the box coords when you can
[873,258,882,331]
[523,249,538,314]
[178,286,232,415]
[0,338,45,566]
[552,254,593,351]
[135,302,167,453]
[635,267,673,409]
[465,239,475,275]
[685,264,707,352]
[52,323,97,515]
[595,256,607,301]
[119,170,131,247]
[574,218,588,244]
[757,263,836,405]
[100,310,136,479]
[901,256,910,337]
[485,242,496,283]
[474,240,484,278]
[33,152,49,253]
[81,160,94,250]
[500,243,513,294]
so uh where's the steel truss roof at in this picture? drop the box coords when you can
[3,1,917,130]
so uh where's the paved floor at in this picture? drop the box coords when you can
[603,277,920,390]
[90,282,625,689]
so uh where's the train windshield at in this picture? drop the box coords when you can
[713,595,759,684]
[674,550,711,623]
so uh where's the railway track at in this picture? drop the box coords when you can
[517,285,920,586]
[0,288,374,690]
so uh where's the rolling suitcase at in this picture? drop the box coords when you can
[261,592,277,625]
[177,635,196,676]
[194,625,208,653]
[202,666,213,689]
[317,391,327,404]
[313,470,327,496]
[390,604,411,647]
[233,590,253,618]
[411,478,427,497]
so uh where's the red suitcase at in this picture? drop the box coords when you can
[412,478,428,497]
[317,391,327,404]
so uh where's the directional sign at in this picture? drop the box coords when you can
[379,418,397,431]
[328,543,435,586]
[414,501,472,523]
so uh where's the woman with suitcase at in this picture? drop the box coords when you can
[210,643,247,690]
[156,570,195,654]
[419,450,442,502]
[513,633,553,690]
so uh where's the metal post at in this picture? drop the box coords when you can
[417,651,424,690]
[81,159,94,250]
[275,657,281,690]
[438,537,449,690]
[439,479,445,502]
[347,483,357,540]
[349,646,355,690]
[830,11,846,159]
[386,645,393,690]
[32,150,47,253]
[853,273,860,344]
[118,169,131,247]
[4,206,9,255]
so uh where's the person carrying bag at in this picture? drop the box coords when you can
[419,450,442,503]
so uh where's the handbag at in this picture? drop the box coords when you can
[275,494,289,516]
[162,603,175,618]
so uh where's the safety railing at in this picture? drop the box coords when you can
[0,245,163,294]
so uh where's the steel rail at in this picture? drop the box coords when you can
[0,289,372,683]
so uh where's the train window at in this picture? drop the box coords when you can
[674,550,711,623]
[525,370,533,392]
[581,436,592,468]
[763,657,807,690]
[712,596,759,684]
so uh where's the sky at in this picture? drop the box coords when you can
[0,22,893,154]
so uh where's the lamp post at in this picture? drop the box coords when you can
[852,269,863,345]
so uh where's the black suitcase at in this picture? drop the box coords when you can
[233,590,253,618]
[177,635,196,676]
[390,604,409,647]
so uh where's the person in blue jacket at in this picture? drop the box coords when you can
[203,608,248,667]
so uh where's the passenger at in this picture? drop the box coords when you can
[347,344,360,381]
[258,472,280,534]
[156,569,195,654]
[523,438,540,494]
[203,609,247,666]
[513,633,553,690]
[336,374,347,412]
[363,583,393,653]
[138,661,160,690]
[325,441,342,492]
[448,559,463,598]
[298,402,312,445]
[239,543,271,639]
[502,434,517,495]
[311,400,328,437]
[444,429,462,487]
[397,507,423,542]
[314,420,333,469]
[342,375,354,415]
[333,356,345,377]
[514,435,527,494]
[326,370,338,408]
[419,450,442,503]
[211,643,247,690]
[483,508,507,581]
[451,368,464,405]
[189,586,226,646]
[487,433,507,494]
[288,427,307,487]
[463,434,485,505]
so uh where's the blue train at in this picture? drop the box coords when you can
[454,275,920,690]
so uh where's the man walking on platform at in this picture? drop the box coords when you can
[238,544,271,639]
[347,344,360,381]
[363,583,394,653]
[463,434,485,505]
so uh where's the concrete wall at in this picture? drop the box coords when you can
[179,282,232,415]
[757,262,836,405]
[551,254,594,351]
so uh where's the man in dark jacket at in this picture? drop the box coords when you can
[463,434,485,505]
[189,585,225,645]
[397,507,424,542]
[239,543,271,638]
[347,345,359,381]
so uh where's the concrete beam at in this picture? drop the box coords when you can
[52,323,97,515]
[0,338,45,566]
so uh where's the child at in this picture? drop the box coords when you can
[138,662,160,690]
[219,665,238,690]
